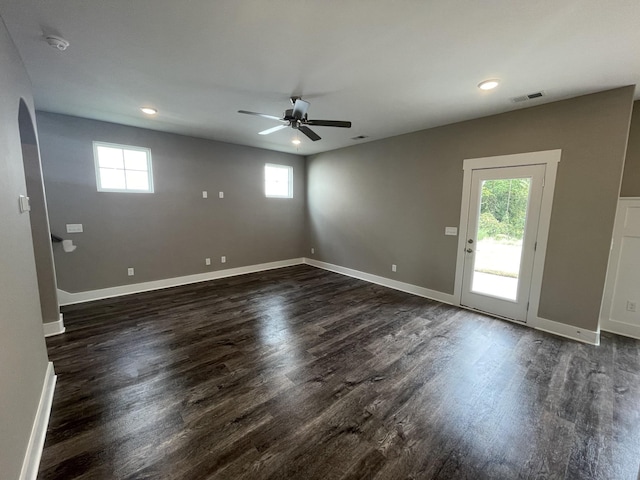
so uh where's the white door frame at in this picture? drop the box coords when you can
[454,150,561,324]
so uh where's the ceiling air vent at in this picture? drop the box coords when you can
[351,135,369,140]
[511,91,545,103]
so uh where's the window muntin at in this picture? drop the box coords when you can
[265,164,293,198]
[94,142,154,193]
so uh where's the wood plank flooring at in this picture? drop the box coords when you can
[39,265,640,479]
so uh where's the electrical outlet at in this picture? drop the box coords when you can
[311,248,315,254]
[392,264,397,272]
[627,300,637,312]
[202,191,208,198]
[219,192,224,199]
[221,256,226,264]
[205,258,211,266]
[127,267,134,276]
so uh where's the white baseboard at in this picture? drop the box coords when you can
[43,313,65,337]
[303,258,457,305]
[20,362,56,480]
[57,258,305,305]
[57,256,602,345]
[528,315,600,345]
[600,322,640,341]
[304,258,600,345]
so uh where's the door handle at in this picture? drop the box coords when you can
[467,239,474,244]
[466,248,473,253]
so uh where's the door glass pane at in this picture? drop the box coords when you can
[471,177,531,301]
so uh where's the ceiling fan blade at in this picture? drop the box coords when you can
[298,126,321,141]
[238,110,284,122]
[306,120,352,128]
[258,124,289,135]
[292,99,310,119]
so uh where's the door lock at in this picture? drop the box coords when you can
[467,239,474,244]
[466,248,473,253]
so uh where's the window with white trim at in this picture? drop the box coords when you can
[265,163,293,198]
[93,142,154,193]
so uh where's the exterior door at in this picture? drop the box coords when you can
[461,164,545,321]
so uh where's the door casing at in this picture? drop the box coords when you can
[454,150,561,324]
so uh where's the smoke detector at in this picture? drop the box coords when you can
[45,35,69,51]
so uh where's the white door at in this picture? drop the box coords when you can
[461,164,545,321]
[600,198,640,340]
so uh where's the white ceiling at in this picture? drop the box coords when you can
[1,0,639,156]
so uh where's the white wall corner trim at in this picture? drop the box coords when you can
[57,258,305,305]
[304,258,457,305]
[43,313,65,337]
[19,362,56,480]
[528,315,600,345]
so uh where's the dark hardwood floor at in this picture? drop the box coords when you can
[39,265,640,480]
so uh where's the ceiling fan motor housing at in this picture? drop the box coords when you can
[238,97,350,142]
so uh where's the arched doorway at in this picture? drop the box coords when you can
[18,100,63,335]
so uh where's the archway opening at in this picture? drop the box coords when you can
[18,99,62,333]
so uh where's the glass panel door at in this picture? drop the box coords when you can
[461,165,545,321]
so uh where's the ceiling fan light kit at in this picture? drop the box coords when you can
[238,97,351,142]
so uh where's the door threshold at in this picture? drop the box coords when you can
[459,304,526,324]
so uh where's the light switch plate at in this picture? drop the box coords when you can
[19,195,31,213]
[202,191,208,198]
[445,227,458,236]
[66,224,83,233]
[219,191,224,199]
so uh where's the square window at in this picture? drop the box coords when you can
[94,142,153,193]
[265,164,293,198]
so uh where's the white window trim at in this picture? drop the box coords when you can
[265,163,293,198]
[93,141,154,193]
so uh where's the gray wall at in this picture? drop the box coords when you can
[37,112,306,293]
[0,18,51,480]
[307,87,635,331]
[621,100,640,197]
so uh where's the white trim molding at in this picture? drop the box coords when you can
[600,197,640,340]
[58,258,305,305]
[528,315,599,345]
[304,258,457,305]
[43,313,65,337]
[454,150,561,327]
[305,257,598,344]
[20,362,56,480]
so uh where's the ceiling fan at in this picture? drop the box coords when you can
[238,97,351,142]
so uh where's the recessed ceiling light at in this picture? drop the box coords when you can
[478,79,500,91]
[140,107,157,115]
[292,139,301,145]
